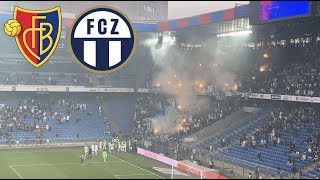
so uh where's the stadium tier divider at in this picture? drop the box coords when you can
[0,139,98,150]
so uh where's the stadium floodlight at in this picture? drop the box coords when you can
[217,30,253,38]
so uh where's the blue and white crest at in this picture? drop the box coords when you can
[69,6,136,73]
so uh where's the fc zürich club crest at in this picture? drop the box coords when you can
[69,6,136,73]
[4,6,62,68]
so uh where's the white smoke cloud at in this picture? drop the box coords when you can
[151,106,181,135]
[141,33,244,135]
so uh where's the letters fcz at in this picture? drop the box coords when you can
[86,19,119,35]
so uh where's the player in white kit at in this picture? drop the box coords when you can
[109,142,115,154]
[94,144,98,155]
[84,145,89,158]
[91,144,95,155]
[99,140,103,151]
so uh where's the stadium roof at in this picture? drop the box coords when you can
[156,5,249,32]
[0,5,249,32]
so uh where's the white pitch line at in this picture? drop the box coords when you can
[8,149,165,179]
[114,174,153,179]
[11,161,122,167]
[9,165,23,179]
[110,154,165,179]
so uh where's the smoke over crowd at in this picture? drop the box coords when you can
[141,33,245,135]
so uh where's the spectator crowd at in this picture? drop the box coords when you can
[234,102,320,178]
[0,94,91,144]
[237,44,320,97]
[131,94,241,153]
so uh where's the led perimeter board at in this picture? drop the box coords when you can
[249,1,312,25]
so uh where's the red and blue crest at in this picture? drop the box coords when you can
[14,6,61,67]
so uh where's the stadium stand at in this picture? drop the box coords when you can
[191,102,320,178]
[2,2,320,179]
[132,94,242,142]
[0,93,114,144]
[238,45,320,97]
[102,94,135,134]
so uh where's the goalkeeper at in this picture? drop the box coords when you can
[102,150,108,163]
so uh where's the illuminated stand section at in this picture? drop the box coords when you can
[137,147,225,179]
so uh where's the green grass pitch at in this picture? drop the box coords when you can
[0,147,199,179]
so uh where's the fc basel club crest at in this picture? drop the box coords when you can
[69,6,136,73]
[4,7,61,68]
